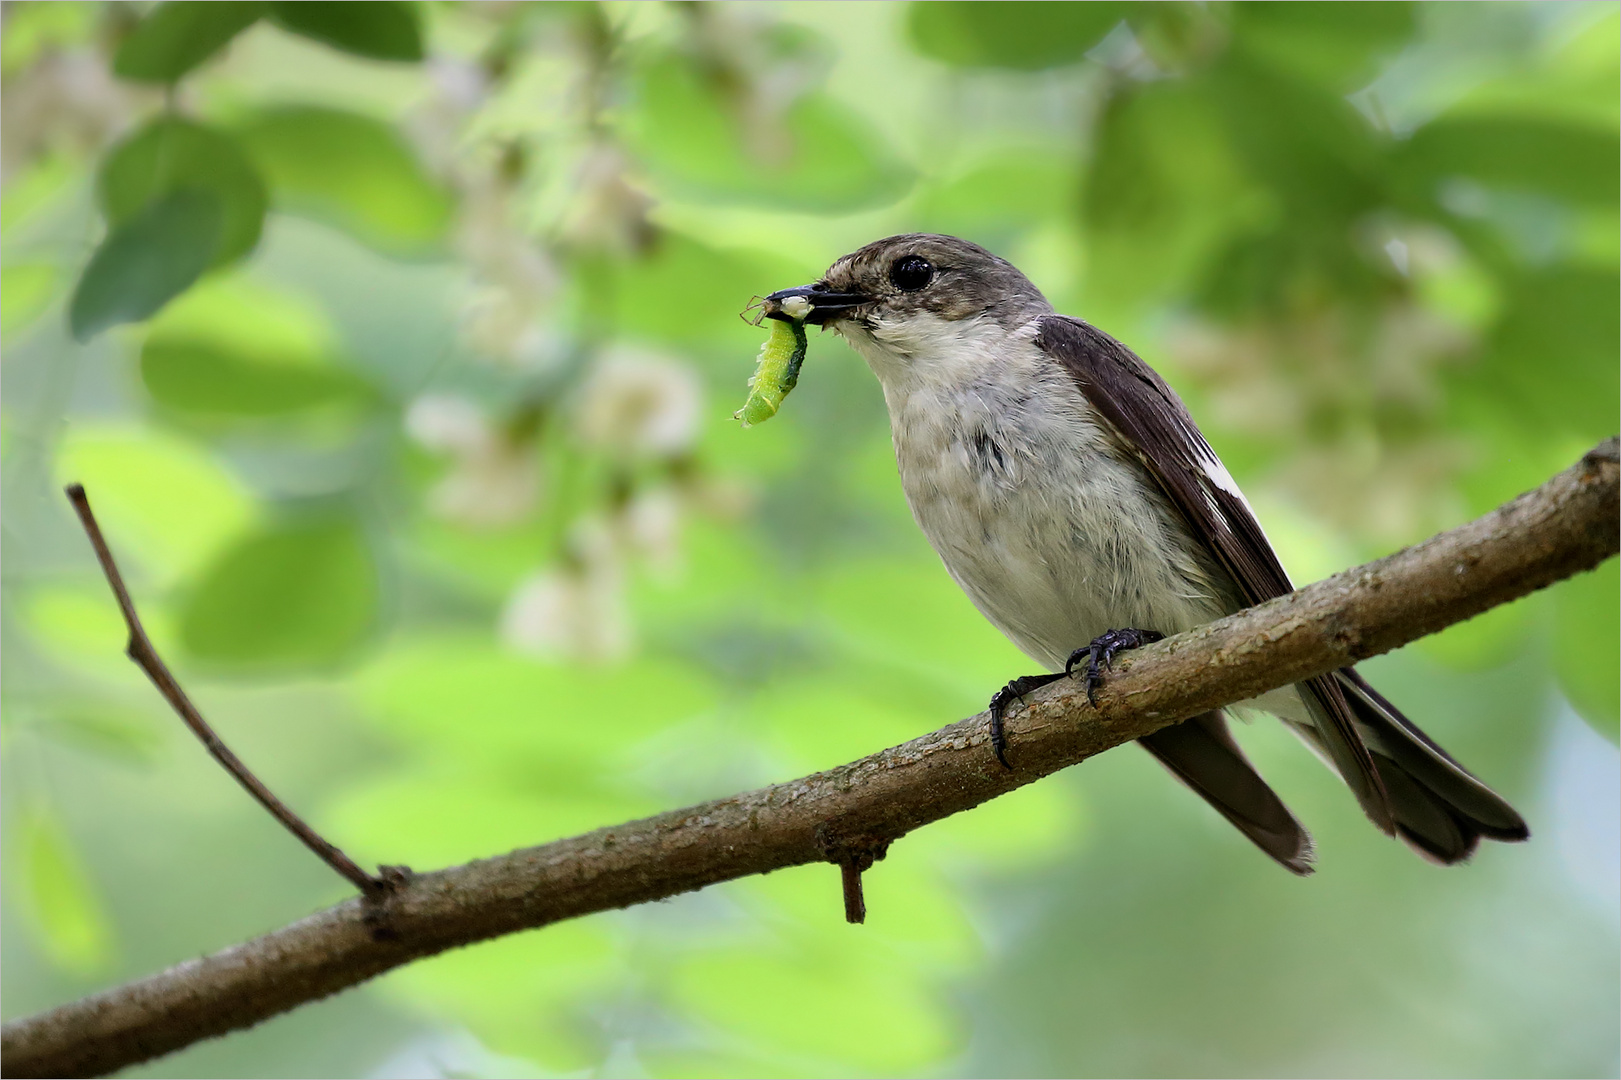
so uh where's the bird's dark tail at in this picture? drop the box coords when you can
[1138,710,1315,875]
[1333,669,1529,863]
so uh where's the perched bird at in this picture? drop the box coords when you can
[763,233,1527,871]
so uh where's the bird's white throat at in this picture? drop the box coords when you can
[836,312,1038,395]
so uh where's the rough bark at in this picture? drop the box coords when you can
[3,438,1616,1079]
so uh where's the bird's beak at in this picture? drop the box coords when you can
[763,283,869,325]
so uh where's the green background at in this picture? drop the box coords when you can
[2,2,1616,1076]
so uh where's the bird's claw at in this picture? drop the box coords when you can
[987,673,1066,769]
[989,685,1017,770]
[1065,628,1165,705]
[988,634,1163,767]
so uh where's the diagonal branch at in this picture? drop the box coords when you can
[6,439,1616,1080]
[62,484,386,898]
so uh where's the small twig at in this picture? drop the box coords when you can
[63,484,385,898]
[840,859,867,924]
[819,828,890,924]
[8,440,1614,1080]
[838,849,886,925]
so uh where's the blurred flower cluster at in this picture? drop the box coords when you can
[397,4,737,661]
[3,2,1614,1077]
[1168,292,1476,543]
[1,5,144,182]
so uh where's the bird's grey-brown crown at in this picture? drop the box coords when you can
[765,233,1052,331]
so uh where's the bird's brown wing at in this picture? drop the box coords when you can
[1035,314,1393,834]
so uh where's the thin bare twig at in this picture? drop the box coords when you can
[6,439,1615,1080]
[62,484,385,897]
[840,860,867,924]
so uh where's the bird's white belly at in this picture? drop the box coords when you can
[886,379,1231,672]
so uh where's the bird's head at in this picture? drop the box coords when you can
[762,233,1052,385]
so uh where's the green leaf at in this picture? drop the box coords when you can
[911,772,1082,869]
[1399,115,1620,208]
[907,1,1127,70]
[180,514,380,668]
[1417,591,1537,672]
[753,678,933,774]
[1,261,59,339]
[140,337,368,415]
[68,189,222,342]
[25,586,143,679]
[17,806,116,975]
[609,232,806,348]
[673,937,955,1072]
[54,423,260,585]
[41,706,166,764]
[98,116,267,266]
[232,105,451,253]
[625,57,913,213]
[1468,266,1621,440]
[143,270,346,357]
[1177,57,1392,315]
[326,772,652,870]
[1231,1,1415,91]
[1439,11,1619,133]
[914,151,1079,245]
[138,273,370,417]
[1553,558,1620,741]
[374,920,618,1071]
[1,153,77,232]
[1080,82,1262,310]
[356,639,717,774]
[267,1,423,62]
[817,559,1028,696]
[3,2,96,76]
[112,1,265,83]
[1207,55,1386,222]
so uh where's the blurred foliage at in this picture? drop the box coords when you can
[12,804,117,977]
[2,2,1616,1078]
[233,104,453,252]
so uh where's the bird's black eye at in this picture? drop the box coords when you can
[889,255,934,292]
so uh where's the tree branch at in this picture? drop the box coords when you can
[62,484,387,899]
[5,439,1616,1080]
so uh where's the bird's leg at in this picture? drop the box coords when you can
[1065,628,1165,706]
[988,673,1067,769]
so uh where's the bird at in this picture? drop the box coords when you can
[761,233,1528,872]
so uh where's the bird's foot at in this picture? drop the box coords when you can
[988,672,1067,769]
[1065,628,1166,705]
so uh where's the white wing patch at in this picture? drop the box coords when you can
[1197,444,1251,507]
[1194,439,1295,589]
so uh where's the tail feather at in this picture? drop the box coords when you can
[1138,710,1315,875]
[1139,673,1525,871]
[1334,669,1529,862]
[1373,752,1472,863]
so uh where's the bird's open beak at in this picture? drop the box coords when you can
[763,284,869,325]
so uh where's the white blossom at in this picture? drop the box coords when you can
[403,56,490,178]
[453,173,560,371]
[501,520,630,660]
[556,142,654,255]
[405,394,540,527]
[406,393,491,455]
[575,350,703,459]
[622,487,683,578]
[2,50,140,182]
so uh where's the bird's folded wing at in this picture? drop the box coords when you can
[1034,314,1393,833]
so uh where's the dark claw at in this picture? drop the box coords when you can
[1065,628,1166,705]
[989,685,1018,769]
[988,673,1067,769]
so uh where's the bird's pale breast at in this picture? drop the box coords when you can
[878,336,1235,672]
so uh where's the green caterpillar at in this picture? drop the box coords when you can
[734,314,808,428]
